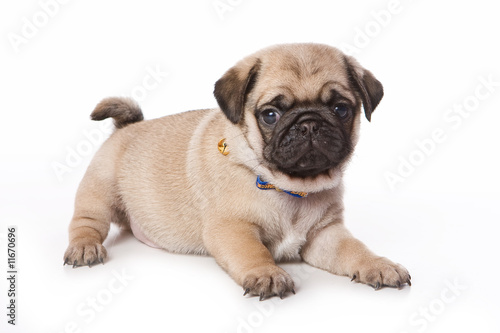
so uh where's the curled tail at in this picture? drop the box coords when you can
[90,97,144,129]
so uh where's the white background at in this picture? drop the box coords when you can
[1,1,499,332]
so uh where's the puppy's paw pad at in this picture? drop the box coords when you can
[242,265,295,300]
[352,257,410,289]
[64,239,107,267]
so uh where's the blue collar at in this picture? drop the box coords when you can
[255,176,308,198]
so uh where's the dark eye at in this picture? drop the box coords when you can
[261,109,281,125]
[334,104,350,119]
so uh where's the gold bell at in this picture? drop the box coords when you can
[218,138,229,156]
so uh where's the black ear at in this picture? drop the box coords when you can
[344,56,384,122]
[214,59,261,124]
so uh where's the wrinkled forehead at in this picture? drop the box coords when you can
[252,46,356,108]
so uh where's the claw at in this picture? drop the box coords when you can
[63,258,68,266]
[72,260,78,268]
[373,282,381,290]
[259,293,265,301]
[87,260,92,267]
[291,289,296,295]
[99,257,104,265]
[243,288,250,296]
[351,274,357,282]
[396,281,401,289]
[407,279,412,287]
[279,291,284,299]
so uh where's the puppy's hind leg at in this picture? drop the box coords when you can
[64,97,142,267]
[63,160,118,267]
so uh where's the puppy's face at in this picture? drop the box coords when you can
[256,84,356,178]
[214,44,383,185]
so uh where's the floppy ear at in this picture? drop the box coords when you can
[214,58,261,124]
[344,56,384,122]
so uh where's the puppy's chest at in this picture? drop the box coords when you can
[264,202,324,261]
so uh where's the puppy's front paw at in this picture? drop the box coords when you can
[63,238,107,267]
[351,257,411,289]
[242,265,295,300]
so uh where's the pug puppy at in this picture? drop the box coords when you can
[64,43,411,300]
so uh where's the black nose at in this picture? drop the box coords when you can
[299,119,319,136]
